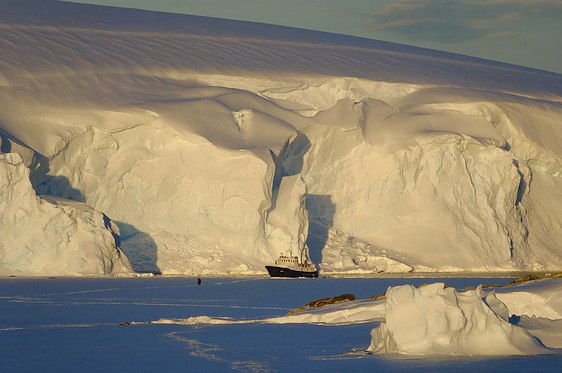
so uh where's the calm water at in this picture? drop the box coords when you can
[1,276,560,372]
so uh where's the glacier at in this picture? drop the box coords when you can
[0,153,130,275]
[0,0,561,276]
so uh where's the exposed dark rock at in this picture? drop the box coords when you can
[288,293,356,315]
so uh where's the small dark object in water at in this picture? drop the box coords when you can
[119,321,132,326]
[197,277,202,286]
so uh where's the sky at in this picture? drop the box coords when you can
[63,0,562,74]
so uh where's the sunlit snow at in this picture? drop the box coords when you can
[1,0,561,276]
[2,0,562,365]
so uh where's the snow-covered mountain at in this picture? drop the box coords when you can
[1,0,561,276]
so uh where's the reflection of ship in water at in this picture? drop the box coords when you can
[266,253,318,278]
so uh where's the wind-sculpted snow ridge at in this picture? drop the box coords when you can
[0,0,561,275]
[0,153,131,275]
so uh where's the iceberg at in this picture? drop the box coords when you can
[368,283,551,356]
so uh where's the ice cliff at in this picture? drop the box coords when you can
[0,153,130,275]
[0,0,561,275]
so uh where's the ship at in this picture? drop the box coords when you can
[266,253,319,278]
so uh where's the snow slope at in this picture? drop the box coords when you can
[0,0,561,275]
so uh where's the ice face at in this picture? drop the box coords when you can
[0,153,130,275]
[0,0,561,275]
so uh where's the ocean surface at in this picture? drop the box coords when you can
[1,276,561,372]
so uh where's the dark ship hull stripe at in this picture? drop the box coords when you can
[265,266,319,278]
